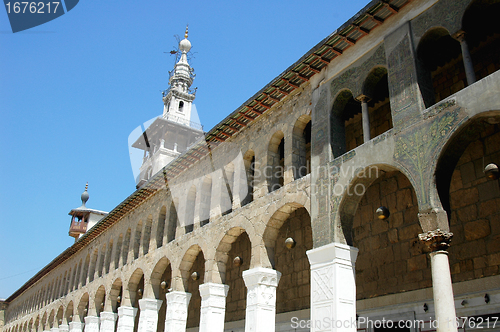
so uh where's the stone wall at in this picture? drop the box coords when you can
[448,127,500,282]
[275,207,312,313]
[353,171,430,300]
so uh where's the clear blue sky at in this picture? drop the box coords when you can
[0,0,368,299]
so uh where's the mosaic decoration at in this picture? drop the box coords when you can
[394,105,464,210]
[424,99,456,119]
[387,35,422,129]
[330,45,386,100]
[411,0,471,39]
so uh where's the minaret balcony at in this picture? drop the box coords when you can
[69,220,87,238]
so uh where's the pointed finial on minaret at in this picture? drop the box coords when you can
[81,182,89,207]
[185,25,189,39]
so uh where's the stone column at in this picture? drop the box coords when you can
[242,267,281,332]
[83,316,99,332]
[68,322,83,332]
[99,312,117,332]
[116,307,137,332]
[50,327,60,332]
[199,283,230,332]
[58,325,69,332]
[358,95,371,143]
[306,242,359,332]
[164,291,191,332]
[419,229,457,332]
[455,31,476,86]
[137,299,162,332]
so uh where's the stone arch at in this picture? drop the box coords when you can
[150,257,171,332]
[461,0,500,82]
[88,249,98,283]
[185,185,196,233]
[94,285,106,316]
[150,257,171,298]
[81,254,90,287]
[126,268,144,308]
[143,214,153,256]
[417,27,464,106]
[338,163,416,245]
[69,263,78,292]
[105,239,113,274]
[241,149,256,206]
[361,66,393,139]
[55,306,63,327]
[97,244,106,278]
[181,245,204,329]
[199,175,212,226]
[133,221,142,260]
[76,293,89,323]
[214,227,250,284]
[108,278,122,313]
[114,234,123,269]
[267,130,285,192]
[292,114,312,180]
[330,88,361,157]
[167,200,177,243]
[65,301,73,324]
[434,111,500,282]
[156,206,167,248]
[346,167,426,299]
[122,228,132,265]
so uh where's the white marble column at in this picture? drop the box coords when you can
[419,230,458,332]
[83,316,99,332]
[68,322,84,332]
[455,31,476,86]
[359,96,371,143]
[242,267,281,332]
[199,283,230,332]
[58,325,69,332]
[306,242,358,332]
[116,307,137,332]
[137,299,162,332]
[164,291,191,332]
[99,312,117,332]
[50,327,60,332]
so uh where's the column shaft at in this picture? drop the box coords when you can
[242,267,281,332]
[165,291,191,332]
[430,251,458,332]
[83,316,99,332]
[457,33,476,85]
[99,312,117,332]
[58,325,69,332]
[116,307,137,332]
[199,283,229,332]
[361,100,370,142]
[306,242,358,332]
[68,322,84,332]
[137,299,162,332]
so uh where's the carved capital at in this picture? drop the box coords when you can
[418,229,453,252]
[453,30,467,43]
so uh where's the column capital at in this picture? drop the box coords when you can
[199,282,229,300]
[419,229,453,252]
[137,298,162,312]
[453,30,467,42]
[355,94,371,103]
[117,306,137,317]
[242,267,281,288]
[306,242,358,266]
[99,312,117,321]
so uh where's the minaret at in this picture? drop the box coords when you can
[132,26,204,188]
[68,183,108,242]
[162,26,196,126]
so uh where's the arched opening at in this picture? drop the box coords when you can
[223,163,235,214]
[143,215,153,255]
[97,244,106,278]
[268,131,285,192]
[293,115,312,180]
[157,206,166,248]
[461,0,500,82]
[417,27,464,105]
[242,150,255,206]
[199,176,212,226]
[331,89,362,157]
[263,203,312,315]
[362,67,393,139]
[346,169,427,299]
[167,200,177,242]
[182,246,204,329]
[115,234,123,269]
[185,186,196,233]
[122,228,131,265]
[95,285,106,316]
[105,239,113,274]
[109,278,123,314]
[150,258,171,332]
[82,254,90,287]
[214,228,251,323]
[435,113,500,282]
[178,101,184,113]
[133,221,142,260]
[77,293,89,325]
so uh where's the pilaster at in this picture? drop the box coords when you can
[164,291,191,332]
[99,312,117,332]
[199,283,229,332]
[306,242,358,332]
[116,306,137,332]
[137,299,162,332]
[242,267,281,332]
